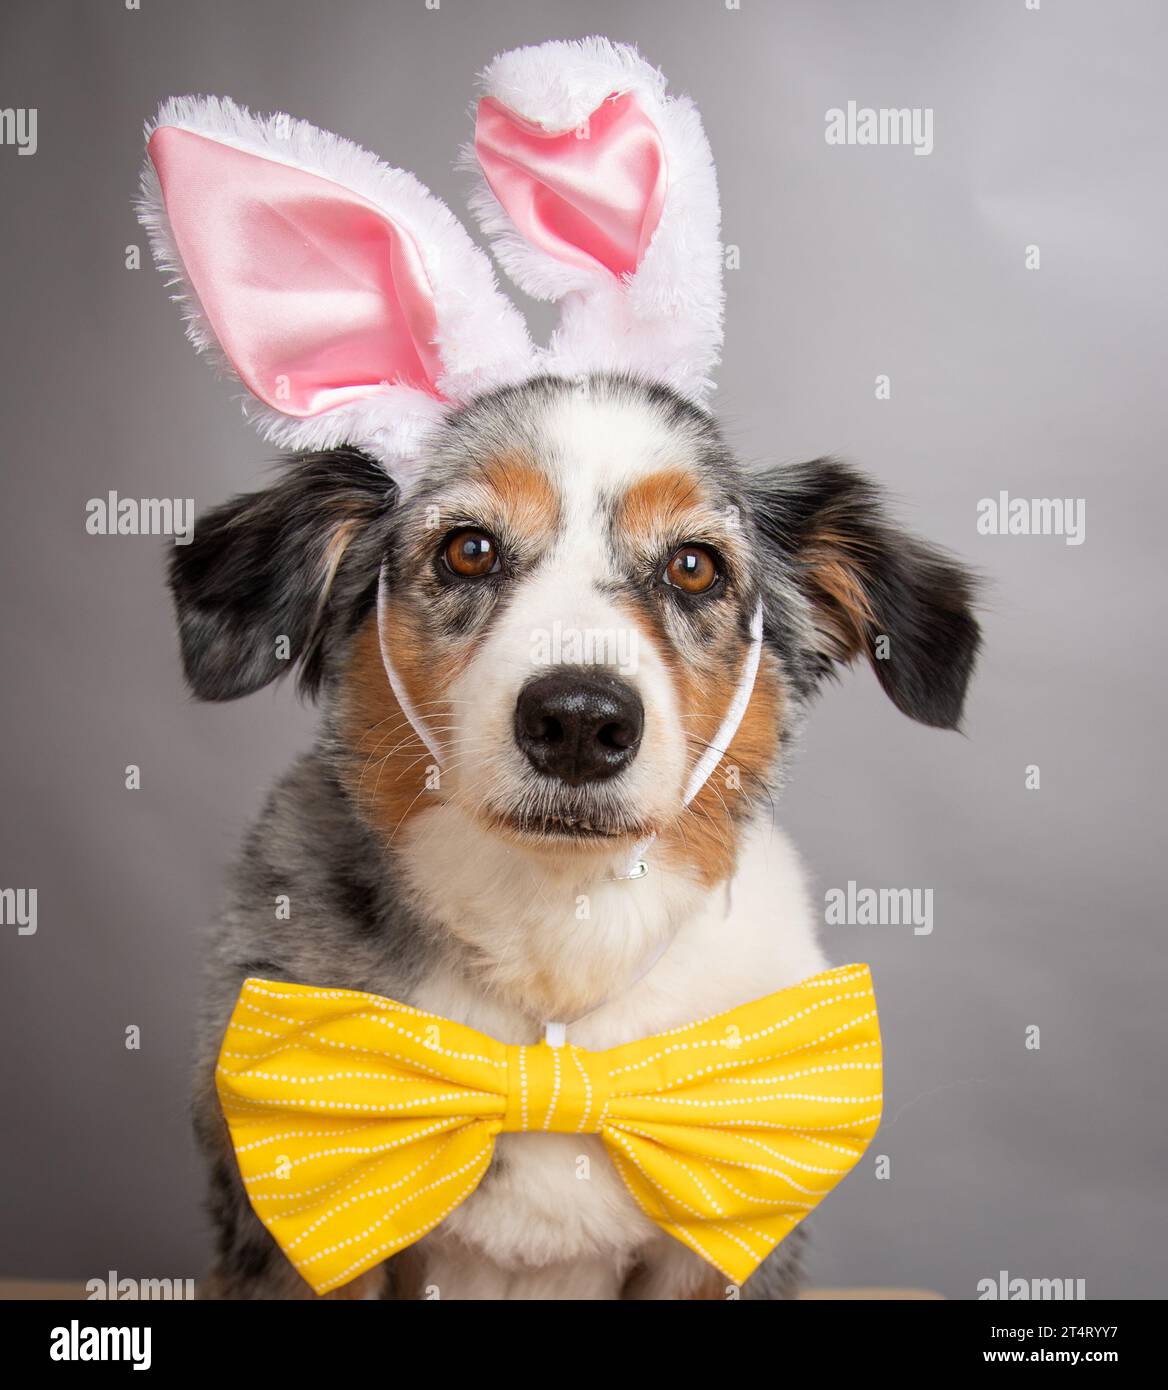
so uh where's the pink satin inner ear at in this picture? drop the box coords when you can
[475,91,667,280]
[148,126,445,414]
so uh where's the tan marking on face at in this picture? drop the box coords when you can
[611,570,783,886]
[617,466,710,550]
[337,605,465,839]
[341,454,557,845]
[471,450,560,544]
[660,653,784,887]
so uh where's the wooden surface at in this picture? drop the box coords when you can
[0,1278,941,1301]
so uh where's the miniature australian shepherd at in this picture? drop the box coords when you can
[175,375,978,1299]
[142,38,980,1300]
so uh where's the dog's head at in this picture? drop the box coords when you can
[168,373,978,883]
[143,43,979,884]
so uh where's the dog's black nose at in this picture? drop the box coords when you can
[514,669,644,785]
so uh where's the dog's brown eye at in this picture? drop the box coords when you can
[665,545,719,594]
[443,529,500,578]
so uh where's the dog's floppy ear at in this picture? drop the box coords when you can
[169,449,395,702]
[749,459,980,730]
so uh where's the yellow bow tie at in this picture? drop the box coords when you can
[215,963,882,1294]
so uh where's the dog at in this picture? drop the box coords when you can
[139,40,979,1300]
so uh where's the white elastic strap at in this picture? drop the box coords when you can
[682,600,765,805]
[376,565,444,768]
[609,600,764,881]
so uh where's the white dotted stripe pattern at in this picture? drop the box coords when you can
[216,963,882,1292]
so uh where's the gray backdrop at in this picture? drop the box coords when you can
[1,0,1164,1299]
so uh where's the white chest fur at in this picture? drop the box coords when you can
[398,812,828,1285]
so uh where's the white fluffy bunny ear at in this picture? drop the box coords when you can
[137,96,534,493]
[467,37,724,403]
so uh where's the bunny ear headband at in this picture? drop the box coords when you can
[136,36,724,497]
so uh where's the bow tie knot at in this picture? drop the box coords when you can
[503,1042,607,1135]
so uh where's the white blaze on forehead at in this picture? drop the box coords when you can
[502,388,698,650]
[532,388,706,585]
[538,390,698,510]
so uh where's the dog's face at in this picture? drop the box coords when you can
[364,377,769,861]
[171,374,979,881]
